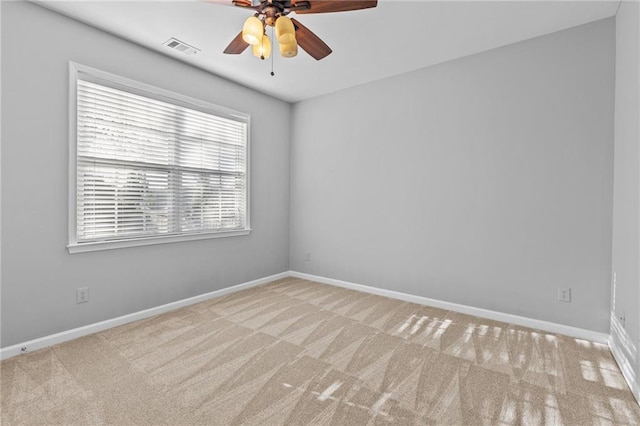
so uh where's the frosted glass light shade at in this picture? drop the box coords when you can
[252,34,271,59]
[242,16,263,45]
[279,41,298,58]
[275,16,296,45]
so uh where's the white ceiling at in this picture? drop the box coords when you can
[37,0,619,103]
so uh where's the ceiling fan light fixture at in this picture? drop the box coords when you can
[252,34,271,59]
[279,40,298,58]
[275,16,296,45]
[242,16,263,45]
[221,0,378,60]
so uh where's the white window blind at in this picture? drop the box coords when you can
[71,66,249,250]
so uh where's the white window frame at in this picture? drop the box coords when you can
[67,63,250,254]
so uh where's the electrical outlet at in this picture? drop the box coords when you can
[76,287,89,304]
[558,288,571,303]
[304,252,311,262]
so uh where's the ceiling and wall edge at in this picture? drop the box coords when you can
[31,1,285,103]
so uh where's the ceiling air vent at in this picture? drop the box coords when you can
[163,38,200,55]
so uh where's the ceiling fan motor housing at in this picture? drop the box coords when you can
[264,6,280,26]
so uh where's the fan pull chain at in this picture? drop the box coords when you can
[270,26,275,76]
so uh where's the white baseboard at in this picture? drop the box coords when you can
[289,271,610,344]
[0,270,615,364]
[3,269,638,408]
[609,313,640,406]
[0,271,289,361]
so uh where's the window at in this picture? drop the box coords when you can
[68,63,250,253]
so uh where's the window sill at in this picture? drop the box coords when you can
[67,229,251,254]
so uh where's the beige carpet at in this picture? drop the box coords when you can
[2,277,639,425]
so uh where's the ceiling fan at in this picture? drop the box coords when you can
[208,0,378,60]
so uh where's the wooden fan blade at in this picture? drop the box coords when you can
[223,31,250,54]
[291,18,332,60]
[293,0,377,14]
[204,0,254,7]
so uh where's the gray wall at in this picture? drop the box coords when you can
[290,19,615,332]
[612,0,640,381]
[1,2,290,347]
